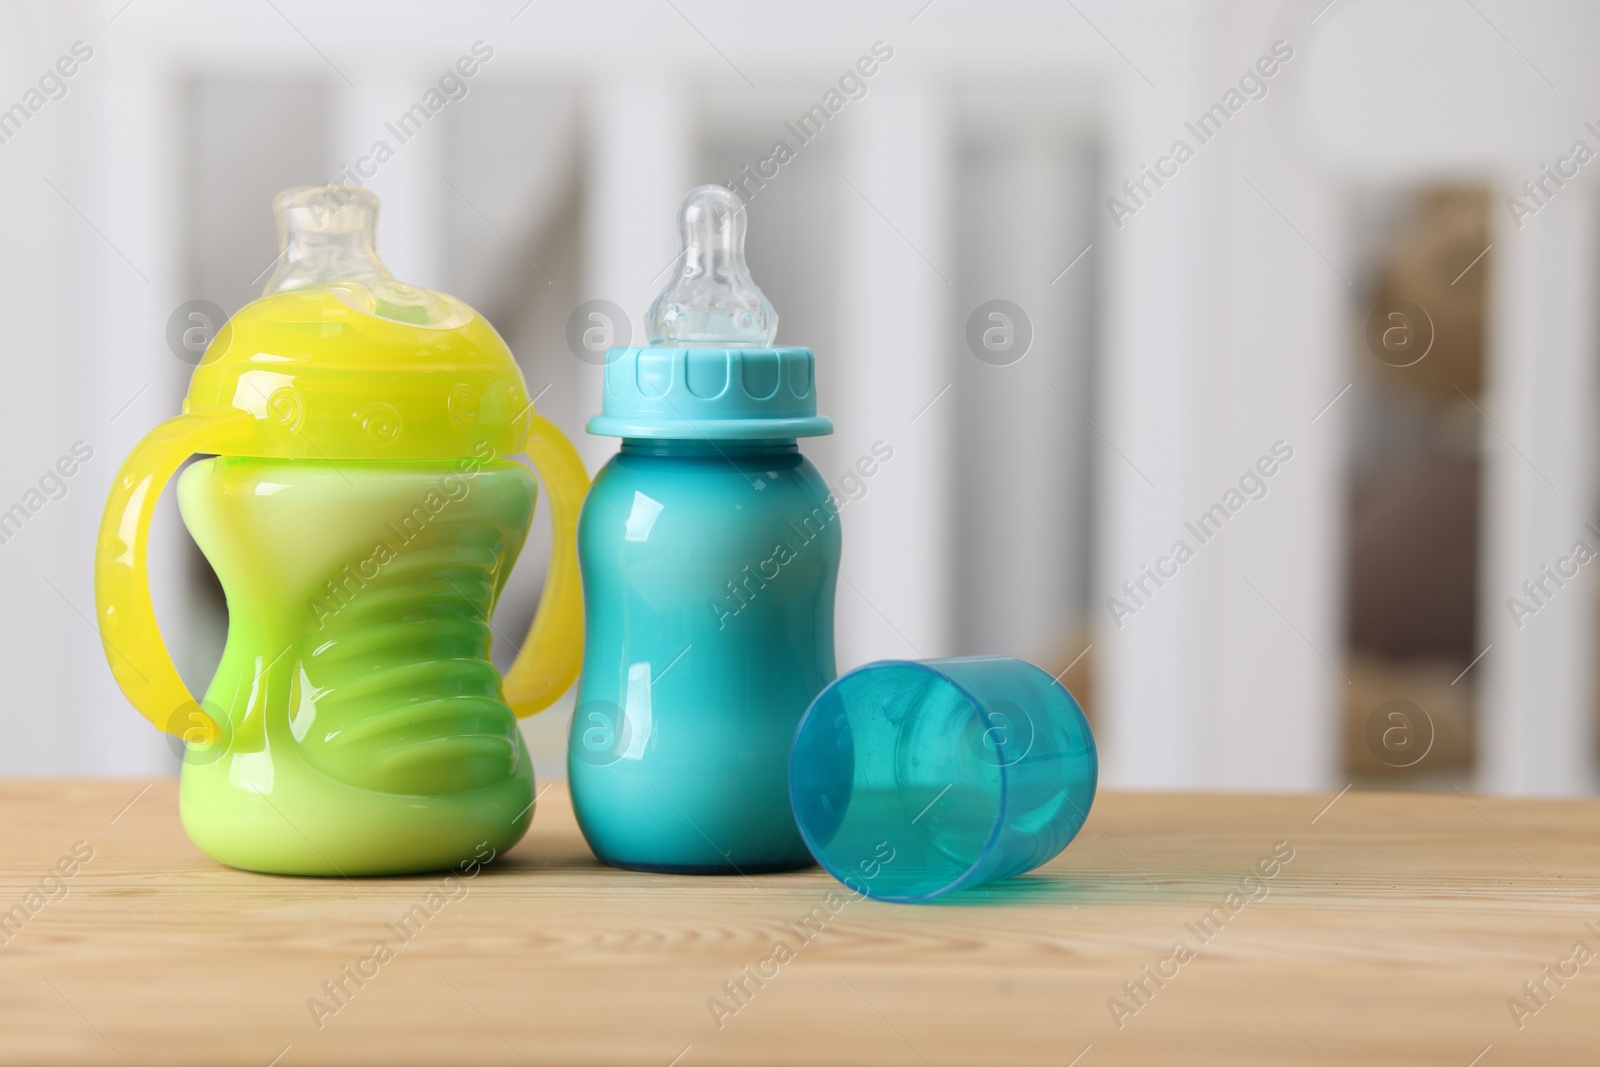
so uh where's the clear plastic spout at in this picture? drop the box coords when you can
[265,186,391,295]
[646,185,777,347]
[263,185,465,328]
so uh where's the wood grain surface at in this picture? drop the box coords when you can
[0,780,1597,1065]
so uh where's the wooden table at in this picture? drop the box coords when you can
[1,781,1597,1066]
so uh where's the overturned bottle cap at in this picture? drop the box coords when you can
[790,656,1098,903]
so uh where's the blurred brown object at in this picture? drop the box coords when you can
[1344,651,1473,776]
[1049,626,1095,729]
[1347,452,1479,663]
[1375,187,1489,400]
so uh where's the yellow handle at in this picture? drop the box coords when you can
[504,411,590,716]
[95,413,251,742]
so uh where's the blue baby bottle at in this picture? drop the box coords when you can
[570,185,839,873]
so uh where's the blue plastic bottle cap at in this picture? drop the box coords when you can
[587,346,831,440]
[789,657,1097,903]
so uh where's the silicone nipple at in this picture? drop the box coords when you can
[263,185,466,327]
[646,185,778,347]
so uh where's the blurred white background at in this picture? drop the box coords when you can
[2,0,1596,795]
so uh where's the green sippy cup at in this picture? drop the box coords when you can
[94,186,589,876]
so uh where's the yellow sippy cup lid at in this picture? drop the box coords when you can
[182,185,532,460]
